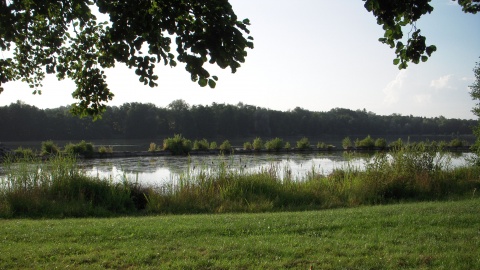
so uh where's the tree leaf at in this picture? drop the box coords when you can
[198,78,208,87]
[208,79,216,88]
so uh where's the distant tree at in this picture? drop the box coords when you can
[0,1,253,118]
[363,0,478,69]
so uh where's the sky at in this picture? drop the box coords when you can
[1,0,479,119]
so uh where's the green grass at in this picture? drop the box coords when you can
[0,199,478,269]
[1,149,480,218]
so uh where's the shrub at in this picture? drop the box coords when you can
[41,140,60,156]
[64,141,94,158]
[374,138,387,149]
[342,137,352,149]
[284,142,291,149]
[98,146,113,154]
[193,139,210,151]
[14,147,35,159]
[163,134,192,155]
[209,142,217,150]
[265,138,284,151]
[243,141,252,150]
[148,142,157,152]
[449,138,463,148]
[219,140,232,153]
[296,137,310,150]
[389,138,404,150]
[355,135,375,149]
[317,142,326,149]
[252,137,263,151]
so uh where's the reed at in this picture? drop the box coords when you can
[1,148,479,218]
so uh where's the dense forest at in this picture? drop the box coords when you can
[0,100,476,142]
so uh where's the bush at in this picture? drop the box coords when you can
[342,137,352,149]
[193,139,210,151]
[41,140,60,156]
[243,141,252,150]
[296,137,310,150]
[317,142,335,150]
[374,138,387,149]
[284,142,291,149]
[252,137,263,151]
[209,142,217,150]
[98,146,113,154]
[14,147,35,159]
[355,135,375,149]
[449,138,464,148]
[389,138,404,150]
[219,140,232,153]
[265,138,284,151]
[64,141,94,158]
[163,134,192,155]
[148,142,157,152]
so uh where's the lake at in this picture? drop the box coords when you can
[77,152,474,187]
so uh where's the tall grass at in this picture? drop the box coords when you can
[0,155,146,218]
[1,148,479,218]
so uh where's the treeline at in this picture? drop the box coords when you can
[0,100,476,141]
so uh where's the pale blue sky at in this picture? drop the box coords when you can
[1,0,479,119]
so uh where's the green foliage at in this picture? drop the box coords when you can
[98,145,113,154]
[0,1,253,118]
[40,140,60,156]
[209,141,218,150]
[163,134,192,155]
[284,142,291,149]
[389,138,404,150]
[355,135,375,149]
[449,138,464,148]
[148,142,157,152]
[0,155,145,218]
[342,137,352,149]
[13,147,35,159]
[265,138,284,151]
[296,137,311,150]
[252,137,263,151]
[219,140,232,153]
[243,141,252,150]
[363,0,478,69]
[64,140,94,158]
[1,149,479,219]
[374,138,388,149]
[193,139,210,151]
[317,142,334,150]
[470,59,480,164]
[0,101,475,142]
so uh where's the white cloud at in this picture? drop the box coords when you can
[430,74,453,89]
[383,70,407,105]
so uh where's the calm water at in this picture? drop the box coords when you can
[1,152,473,187]
[77,152,473,186]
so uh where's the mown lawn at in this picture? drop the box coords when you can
[1,198,479,269]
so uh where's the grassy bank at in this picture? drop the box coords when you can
[1,148,480,218]
[0,199,479,269]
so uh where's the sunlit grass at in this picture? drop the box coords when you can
[0,199,478,269]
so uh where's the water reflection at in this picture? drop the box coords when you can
[78,152,372,186]
[1,152,473,187]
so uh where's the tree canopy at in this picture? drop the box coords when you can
[0,0,253,117]
[469,58,480,157]
[363,0,479,69]
[0,0,478,118]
